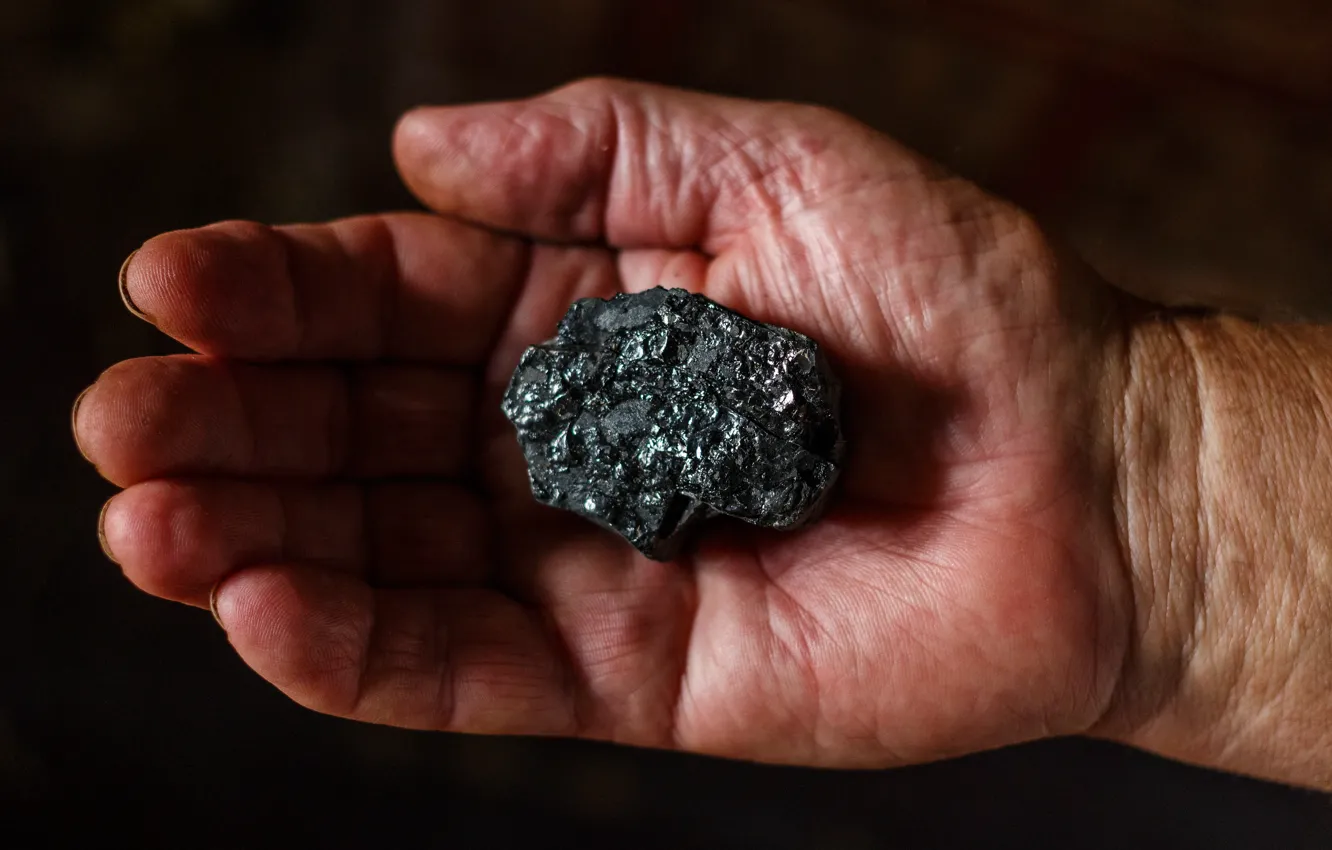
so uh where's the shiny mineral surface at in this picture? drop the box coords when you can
[501,287,844,560]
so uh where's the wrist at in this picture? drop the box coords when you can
[1100,309,1332,790]
[1096,307,1208,749]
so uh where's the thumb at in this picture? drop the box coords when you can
[392,77,919,252]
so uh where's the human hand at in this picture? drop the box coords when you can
[73,79,1139,767]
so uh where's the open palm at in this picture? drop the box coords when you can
[76,80,1133,767]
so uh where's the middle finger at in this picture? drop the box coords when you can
[74,355,475,486]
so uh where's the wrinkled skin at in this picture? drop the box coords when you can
[75,79,1134,767]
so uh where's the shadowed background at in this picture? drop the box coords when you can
[3,0,1331,846]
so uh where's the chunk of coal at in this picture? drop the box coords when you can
[501,287,844,560]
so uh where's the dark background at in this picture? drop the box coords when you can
[3,0,1332,846]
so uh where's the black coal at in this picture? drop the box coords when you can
[502,288,844,560]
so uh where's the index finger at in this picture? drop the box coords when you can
[122,212,531,363]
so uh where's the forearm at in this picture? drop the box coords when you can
[1106,308,1332,790]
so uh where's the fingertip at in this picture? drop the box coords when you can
[217,565,373,712]
[390,104,461,202]
[72,383,94,464]
[132,222,295,358]
[71,372,119,480]
[118,248,149,321]
[240,566,372,640]
[209,580,225,628]
[391,106,461,198]
[97,497,117,564]
[99,490,143,578]
[391,106,440,161]
[102,481,198,601]
[103,479,257,606]
[72,357,230,487]
[124,229,194,331]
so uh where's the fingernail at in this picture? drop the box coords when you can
[118,248,149,321]
[97,498,118,564]
[71,384,93,461]
[209,580,226,629]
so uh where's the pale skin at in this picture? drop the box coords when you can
[72,79,1332,790]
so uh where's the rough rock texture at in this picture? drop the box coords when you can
[501,287,844,560]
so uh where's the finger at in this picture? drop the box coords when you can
[122,213,530,362]
[104,479,491,607]
[75,356,473,486]
[214,566,577,735]
[393,77,915,251]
